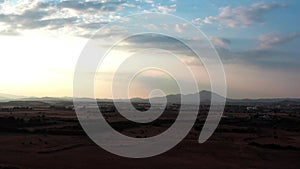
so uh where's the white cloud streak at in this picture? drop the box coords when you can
[209,36,231,48]
[203,2,284,28]
[258,32,299,49]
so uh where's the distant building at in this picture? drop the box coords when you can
[257,115,272,121]
[246,106,257,111]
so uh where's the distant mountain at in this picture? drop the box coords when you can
[148,90,227,104]
[1,91,300,105]
[0,94,74,106]
[129,91,300,104]
[0,97,8,101]
[0,100,50,107]
[0,93,26,101]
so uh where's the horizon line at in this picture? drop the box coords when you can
[1,90,300,101]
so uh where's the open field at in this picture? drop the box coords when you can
[0,101,299,169]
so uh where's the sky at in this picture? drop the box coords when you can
[0,0,299,99]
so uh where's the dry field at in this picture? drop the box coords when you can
[0,107,299,169]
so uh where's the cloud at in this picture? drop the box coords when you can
[191,18,202,27]
[214,46,300,72]
[157,4,176,14]
[190,33,299,72]
[78,22,109,30]
[25,17,79,29]
[0,0,177,37]
[238,49,300,71]
[144,0,154,4]
[0,9,78,30]
[175,23,188,33]
[203,16,215,24]
[209,36,231,48]
[0,28,19,36]
[0,3,54,32]
[221,32,300,75]
[0,0,127,36]
[204,2,284,28]
[111,33,204,58]
[258,33,299,49]
[55,0,124,12]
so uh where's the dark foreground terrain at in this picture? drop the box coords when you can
[0,100,299,169]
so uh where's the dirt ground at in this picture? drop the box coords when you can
[0,109,299,169]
